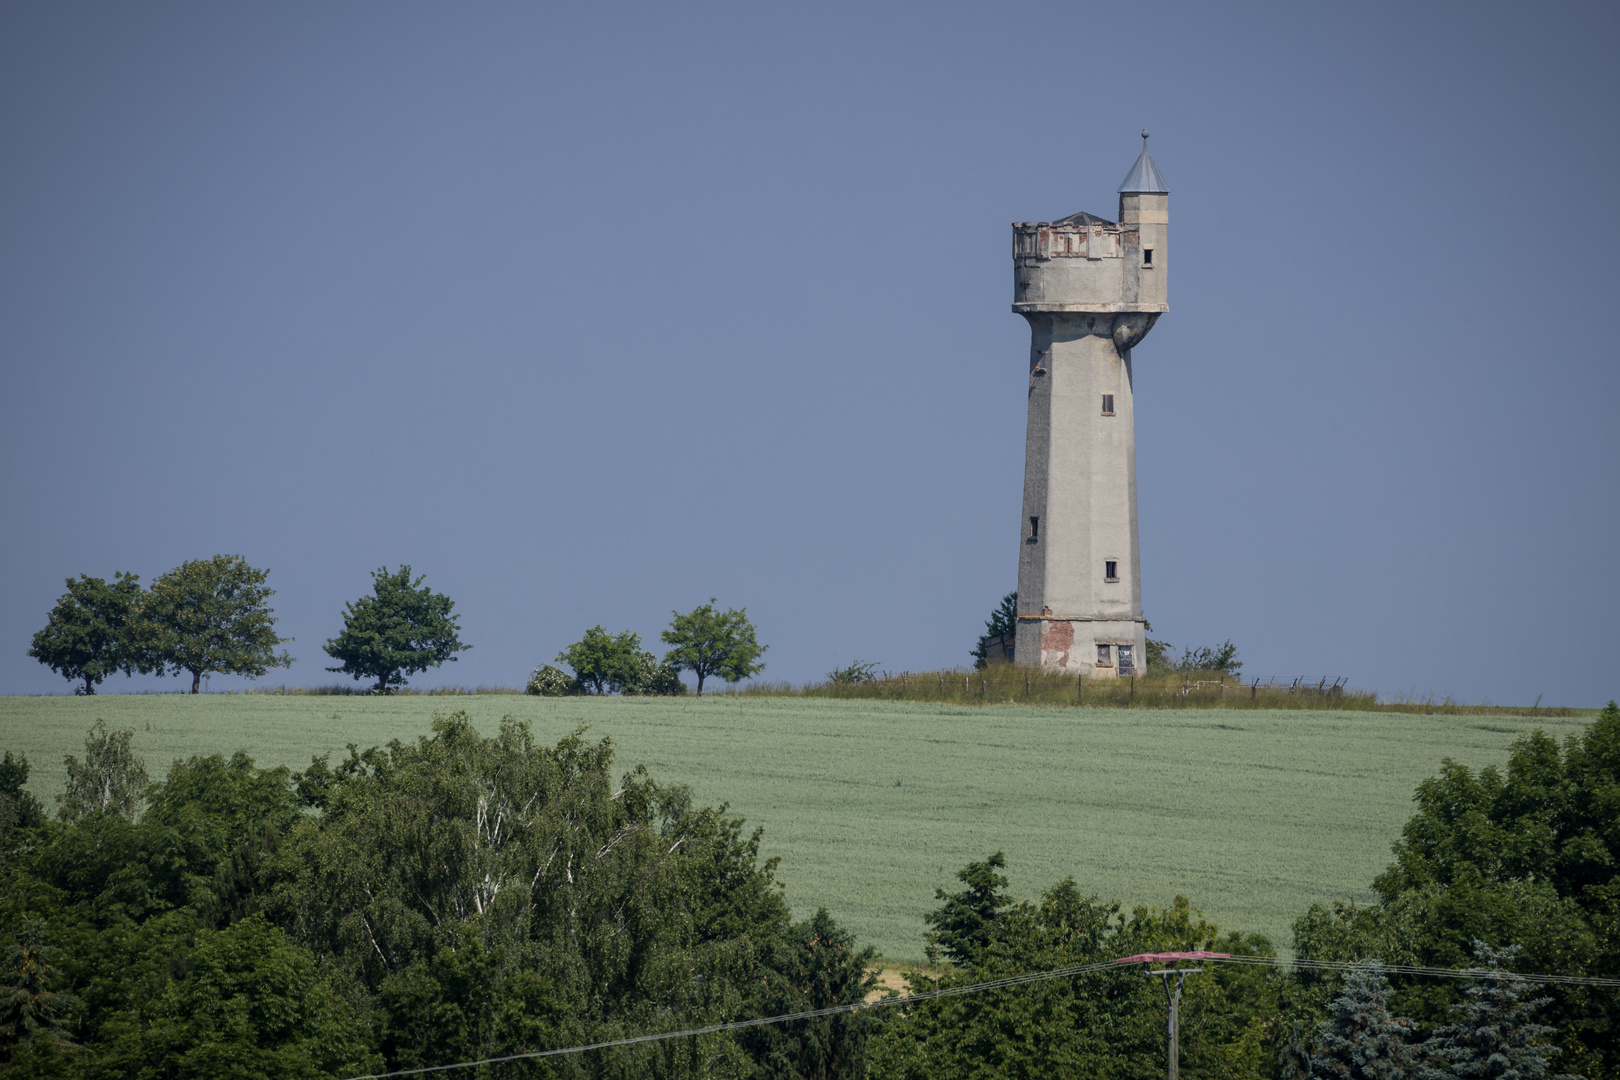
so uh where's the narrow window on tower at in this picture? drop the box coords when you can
[1143,248,1154,267]
[1096,644,1112,666]
[1101,394,1115,416]
[1028,516,1040,542]
[1104,560,1119,582]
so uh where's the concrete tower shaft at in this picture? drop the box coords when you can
[1009,143,1167,675]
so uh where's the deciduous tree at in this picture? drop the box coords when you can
[57,720,148,822]
[134,555,292,693]
[27,572,144,694]
[556,625,645,694]
[661,599,767,695]
[323,566,469,693]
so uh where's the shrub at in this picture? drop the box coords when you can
[621,652,688,697]
[826,659,879,685]
[524,664,578,697]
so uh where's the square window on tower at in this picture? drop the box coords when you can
[1104,560,1119,582]
[1102,394,1115,416]
[1096,644,1113,666]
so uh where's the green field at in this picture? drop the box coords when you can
[0,695,1590,963]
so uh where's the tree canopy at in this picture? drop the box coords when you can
[322,566,470,692]
[132,555,293,693]
[556,625,646,694]
[1294,701,1620,1078]
[27,572,144,694]
[0,712,872,1078]
[872,854,1281,1080]
[661,599,768,695]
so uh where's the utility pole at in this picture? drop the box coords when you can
[1115,951,1230,1080]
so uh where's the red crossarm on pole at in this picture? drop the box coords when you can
[1114,951,1231,964]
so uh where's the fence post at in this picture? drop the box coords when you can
[1025,674,1030,700]
[1130,675,1135,704]
[1078,674,1082,706]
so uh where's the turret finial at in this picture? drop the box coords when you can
[1141,128,1149,147]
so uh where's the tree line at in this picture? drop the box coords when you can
[532,600,767,698]
[1,702,1614,1078]
[30,561,767,697]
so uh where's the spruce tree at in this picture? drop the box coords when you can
[1416,942,1574,1080]
[1311,961,1416,1080]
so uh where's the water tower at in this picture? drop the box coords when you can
[1010,134,1168,676]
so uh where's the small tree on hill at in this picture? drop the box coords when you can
[28,572,144,694]
[324,566,470,693]
[1311,962,1416,1080]
[660,599,767,695]
[924,850,1013,966]
[132,555,292,693]
[58,720,148,821]
[557,626,645,695]
[1416,942,1574,1080]
[1175,640,1242,674]
[1143,619,1174,669]
[620,651,688,696]
[972,592,1017,669]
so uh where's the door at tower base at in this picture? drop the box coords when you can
[1019,618,1147,677]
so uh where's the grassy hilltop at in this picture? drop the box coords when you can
[0,694,1589,962]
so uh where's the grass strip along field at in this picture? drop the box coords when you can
[0,694,1589,963]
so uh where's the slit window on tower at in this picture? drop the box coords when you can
[1104,560,1119,582]
[1029,516,1040,541]
[1102,394,1115,416]
[1143,248,1154,266]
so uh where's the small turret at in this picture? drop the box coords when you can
[1117,130,1168,311]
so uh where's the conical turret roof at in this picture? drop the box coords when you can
[1117,149,1168,194]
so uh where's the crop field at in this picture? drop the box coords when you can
[0,695,1591,963]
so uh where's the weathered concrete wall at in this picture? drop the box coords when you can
[1010,181,1165,676]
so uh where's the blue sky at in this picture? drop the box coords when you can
[3,1,1616,705]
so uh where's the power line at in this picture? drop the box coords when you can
[339,955,1620,1080]
[1216,953,1620,987]
[341,960,1121,1079]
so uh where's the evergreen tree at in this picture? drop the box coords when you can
[1311,962,1416,1080]
[1417,942,1574,1080]
[1279,1022,1313,1080]
[922,850,1012,965]
[971,591,1016,669]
